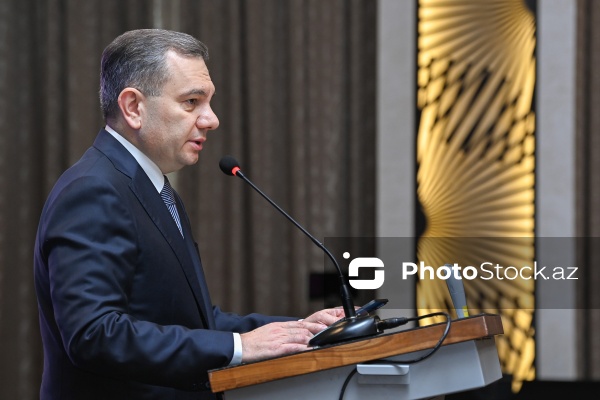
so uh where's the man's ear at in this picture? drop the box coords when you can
[117,88,145,130]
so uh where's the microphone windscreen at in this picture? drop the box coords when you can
[219,155,240,176]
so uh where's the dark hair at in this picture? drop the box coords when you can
[99,29,209,121]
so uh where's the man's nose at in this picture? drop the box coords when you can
[198,107,219,131]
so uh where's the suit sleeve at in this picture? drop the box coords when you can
[40,175,233,390]
[213,306,297,332]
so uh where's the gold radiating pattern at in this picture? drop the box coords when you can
[416,0,536,392]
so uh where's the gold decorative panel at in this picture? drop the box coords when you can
[416,0,536,392]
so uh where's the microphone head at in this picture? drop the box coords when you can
[219,155,241,176]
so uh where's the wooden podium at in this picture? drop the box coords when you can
[209,314,504,400]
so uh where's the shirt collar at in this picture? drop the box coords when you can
[105,125,165,192]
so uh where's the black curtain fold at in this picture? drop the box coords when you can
[577,0,600,380]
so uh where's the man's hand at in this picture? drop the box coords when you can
[239,308,347,363]
[302,307,346,326]
[240,320,325,363]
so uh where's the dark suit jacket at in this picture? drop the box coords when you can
[34,129,294,399]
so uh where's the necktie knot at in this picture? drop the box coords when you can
[160,176,183,237]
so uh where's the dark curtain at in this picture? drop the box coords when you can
[577,0,600,380]
[0,0,376,398]
[177,0,377,316]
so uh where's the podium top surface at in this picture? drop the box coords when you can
[208,313,503,393]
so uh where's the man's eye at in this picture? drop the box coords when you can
[185,99,198,106]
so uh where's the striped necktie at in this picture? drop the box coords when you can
[160,176,184,237]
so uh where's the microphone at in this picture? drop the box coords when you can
[444,263,469,319]
[219,155,382,346]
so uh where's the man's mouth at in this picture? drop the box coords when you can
[188,139,204,151]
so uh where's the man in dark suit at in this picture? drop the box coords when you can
[33,29,344,399]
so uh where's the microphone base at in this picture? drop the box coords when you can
[308,315,381,347]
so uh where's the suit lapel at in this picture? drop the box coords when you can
[93,129,212,328]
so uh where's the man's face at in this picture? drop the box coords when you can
[138,51,219,174]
